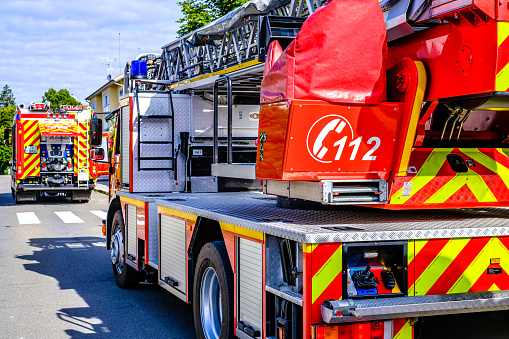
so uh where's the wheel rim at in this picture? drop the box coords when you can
[200,267,222,339]
[110,224,124,274]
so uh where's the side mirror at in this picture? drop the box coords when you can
[89,117,103,147]
[89,148,105,161]
[3,128,10,146]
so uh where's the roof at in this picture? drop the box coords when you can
[86,73,124,101]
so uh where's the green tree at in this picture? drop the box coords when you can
[42,88,81,110]
[176,0,249,36]
[0,84,15,109]
[0,85,16,174]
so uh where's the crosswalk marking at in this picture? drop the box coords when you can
[54,211,84,224]
[15,210,107,225]
[90,210,107,220]
[16,212,41,225]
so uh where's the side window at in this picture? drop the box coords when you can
[103,92,110,112]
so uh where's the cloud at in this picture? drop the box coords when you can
[0,0,181,105]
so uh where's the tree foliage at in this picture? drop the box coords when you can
[0,85,16,174]
[42,88,81,110]
[0,85,15,109]
[176,0,249,36]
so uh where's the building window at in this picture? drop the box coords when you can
[90,101,96,111]
[119,87,123,98]
[103,92,110,112]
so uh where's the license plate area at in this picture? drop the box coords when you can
[25,145,37,154]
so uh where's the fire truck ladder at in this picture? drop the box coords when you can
[77,120,89,187]
[128,0,325,89]
[135,86,176,173]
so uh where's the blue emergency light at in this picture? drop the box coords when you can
[130,60,148,79]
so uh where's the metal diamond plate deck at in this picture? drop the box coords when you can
[154,192,509,243]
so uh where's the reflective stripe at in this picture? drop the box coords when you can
[414,238,470,296]
[393,319,413,339]
[424,170,497,204]
[449,237,509,293]
[391,149,452,204]
[311,244,342,303]
[496,22,509,91]
[398,61,427,175]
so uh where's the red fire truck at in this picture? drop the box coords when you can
[101,0,509,338]
[5,102,103,203]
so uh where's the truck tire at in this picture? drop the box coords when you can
[110,210,138,289]
[193,241,234,339]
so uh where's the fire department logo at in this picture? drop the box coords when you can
[306,115,354,164]
[306,114,381,164]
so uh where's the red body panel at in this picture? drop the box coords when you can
[257,100,402,181]
[388,21,498,100]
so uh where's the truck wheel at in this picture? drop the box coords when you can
[193,242,234,339]
[110,210,138,289]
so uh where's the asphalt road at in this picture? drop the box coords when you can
[0,175,195,338]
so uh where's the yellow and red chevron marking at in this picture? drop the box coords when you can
[74,122,88,176]
[393,319,413,339]
[22,120,40,179]
[305,243,343,324]
[409,236,509,296]
[389,148,509,208]
[496,22,509,92]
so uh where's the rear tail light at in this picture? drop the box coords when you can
[312,322,385,339]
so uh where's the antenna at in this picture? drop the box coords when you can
[102,50,116,80]
[118,33,121,75]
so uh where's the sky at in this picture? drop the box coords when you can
[0,0,182,106]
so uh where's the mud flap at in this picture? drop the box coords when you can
[16,191,37,203]
[72,190,91,202]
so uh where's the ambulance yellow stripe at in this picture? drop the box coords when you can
[424,170,496,204]
[448,237,509,293]
[414,238,470,296]
[311,245,342,303]
[391,149,452,204]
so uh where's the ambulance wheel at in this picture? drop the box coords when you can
[110,210,138,289]
[193,241,234,339]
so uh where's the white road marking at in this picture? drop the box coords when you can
[54,211,84,224]
[16,212,41,225]
[90,210,107,220]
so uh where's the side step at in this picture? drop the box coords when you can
[264,180,388,205]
